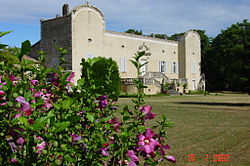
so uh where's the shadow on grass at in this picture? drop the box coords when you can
[176,102,250,107]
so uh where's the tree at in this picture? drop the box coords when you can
[205,19,250,93]
[81,57,121,100]
[167,32,184,40]
[0,47,20,66]
[0,31,20,66]
[150,33,168,39]
[125,29,143,35]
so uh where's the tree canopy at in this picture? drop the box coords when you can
[204,19,250,93]
[124,29,143,35]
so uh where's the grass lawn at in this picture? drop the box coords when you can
[117,93,250,166]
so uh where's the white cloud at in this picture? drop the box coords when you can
[1,0,250,37]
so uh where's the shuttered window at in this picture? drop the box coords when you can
[120,57,127,72]
[171,62,178,74]
[192,63,196,74]
[159,61,166,73]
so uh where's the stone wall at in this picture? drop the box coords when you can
[40,15,72,70]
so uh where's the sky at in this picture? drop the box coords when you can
[1,0,250,47]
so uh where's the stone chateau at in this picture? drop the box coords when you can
[31,3,205,94]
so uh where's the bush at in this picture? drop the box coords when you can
[0,32,175,165]
[81,57,120,100]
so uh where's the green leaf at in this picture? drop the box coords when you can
[99,117,112,122]
[62,72,70,81]
[53,103,61,110]
[33,117,48,130]
[130,60,138,68]
[86,113,94,122]
[22,59,34,65]
[0,44,8,49]
[19,116,28,125]
[0,31,12,38]
[4,77,13,89]
[54,121,70,133]
[62,98,74,109]
[120,131,128,142]
[31,99,44,107]
[11,118,19,125]
[64,154,75,162]
[77,78,85,86]
[123,116,131,121]
[47,110,55,117]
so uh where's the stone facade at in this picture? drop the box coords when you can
[31,3,204,94]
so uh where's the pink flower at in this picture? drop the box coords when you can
[28,119,34,124]
[0,102,7,106]
[16,137,25,145]
[165,155,176,163]
[31,80,39,86]
[9,75,19,86]
[137,128,160,154]
[36,141,46,154]
[0,90,7,106]
[9,75,17,82]
[100,147,109,156]
[159,144,170,156]
[10,158,18,163]
[49,73,60,87]
[8,142,17,152]
[97,96,108,108]
[41,93,52,109]
[16,96,31,112]
[0,90,5,96]
[34,91,43,98]
[0,90,7,105]
[140,105,156,120]
[33,90,53,110]
[127,150,138,162]
[15,96,32,117]
[14,113,22,118]
[0,76,6,88]
[35,135,43,141]
[66,72,75,87]
[108,117,121,132]
[70,134,81,142]
[127,150,138,165]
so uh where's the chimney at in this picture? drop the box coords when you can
[62,4,69,16]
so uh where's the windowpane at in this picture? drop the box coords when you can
[192,63,196,73]
[160,61,166,73]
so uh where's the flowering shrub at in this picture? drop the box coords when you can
[0,32,175,165]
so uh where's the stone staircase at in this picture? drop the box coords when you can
[141,72,169,93]
[121,72,189,94]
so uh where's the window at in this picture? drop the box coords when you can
[120,57,127,72]
[159,61,166,73]
[85,53,94,60]
[192,63,196,74]
[172,62,178,74]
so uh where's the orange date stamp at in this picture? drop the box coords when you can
[187,154,230,162]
